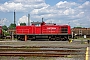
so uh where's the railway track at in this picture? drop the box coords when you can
[0,45,86,57]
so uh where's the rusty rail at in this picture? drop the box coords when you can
[0,46,86,57]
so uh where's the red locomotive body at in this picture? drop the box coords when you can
[16,22,71,41]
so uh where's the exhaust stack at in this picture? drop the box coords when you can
[42,18,44,22]
[14,10,16,24]
[28,14,30,26]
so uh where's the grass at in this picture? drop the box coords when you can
[19,57,24,60]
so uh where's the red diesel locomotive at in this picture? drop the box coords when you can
[16,21,71,41]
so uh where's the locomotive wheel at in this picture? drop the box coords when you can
[55,37,59,41]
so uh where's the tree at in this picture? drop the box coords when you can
[2,25,8,31]
[2,30,10,36]
[8,23,16,29]
[2,25,10,36]
[20,23,26,26]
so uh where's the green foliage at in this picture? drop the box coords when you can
[20,23,26,26]
[9,23,16,29]
[19,57,24,60]
[2,30,10,36]
[2,25,8,31]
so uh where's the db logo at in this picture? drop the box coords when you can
[47,27,56,30]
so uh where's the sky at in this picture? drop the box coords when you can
[0,0,90,28]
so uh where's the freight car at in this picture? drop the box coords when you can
[0,26,3,38]
[16,21,71,41]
